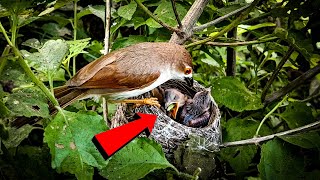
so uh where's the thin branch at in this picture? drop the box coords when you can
[170,0,209,44]
[241,12,271,25]
[170,0,182,29]
[193,3,251,32]
[226,28,237,76]
[206,37,278,46]
[72,0,78,76]
[134,0,182,34]
[264,64,320,105]
[220,120,320,148]
[103,0,111,55]
[186,0,260,48]
[261,46,294,101]
[299,91,320,103]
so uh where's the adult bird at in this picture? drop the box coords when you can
[54,42,194,108]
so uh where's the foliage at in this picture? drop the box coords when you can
[0,0,319,179]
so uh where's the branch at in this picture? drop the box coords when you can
[261,46,294,101]
[206,37,278,46]
[170,0,182,28]
[170,0,209,44]
[226,28,237,76]
[186,0,260,48]
[193,3,251,32]
[103,0,111,55]
[220,120,320,148]
[134,0,181,34]
[264,64,320,105]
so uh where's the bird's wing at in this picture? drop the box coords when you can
[67,50,122,86]
[75,64,161,91]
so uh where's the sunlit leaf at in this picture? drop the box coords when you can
[118,1,137,20]
[99,138,176,180]
[44,110,107,179]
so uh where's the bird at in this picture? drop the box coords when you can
[163,88,189,119]
[180,88,212,128]
[54,42,194,109]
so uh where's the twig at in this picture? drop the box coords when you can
[255,95,288,137]
[261,46,294,101]
[72,0,78,76]
[264,64,320,105]
[220,120,320,148]
[103,0,111,55]
[193,3,251,32]
[186,0,260,48]
[206,37,278,46]
[299,92,320,103]
[134,0,181,34]
[170,0,182,28]
[241,12,271,25]
[0,45,11,75]
[226,28,237,76]
[170,0,209,44]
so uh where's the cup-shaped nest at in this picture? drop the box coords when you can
[110,80,221,158]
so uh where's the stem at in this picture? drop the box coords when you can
[134,0,181,34]
[0,46,11,75]
[103,0,111,55]
[0,21,59,106]
[255,95,288,137]
[261,46,294,101]
[11,14,18,47]
[72,0,78,76]
[186,0,260,48]
[206,37,278,46]
[170,0,182,28]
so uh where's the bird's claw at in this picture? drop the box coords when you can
[134,98,161,108]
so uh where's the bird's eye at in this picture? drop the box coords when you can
[184,67,192,75]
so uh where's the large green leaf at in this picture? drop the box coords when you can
[99,137,176,180]
[111,35,148,50]
[211,77,263,112]
[118,1,137,20]
[220,118,271,173]
[5,88,49,118]
[280,132,320,149]
[146,1,187,28]
[44,110,108,179]
[258,139,305,179]
[21,39,68,76]
[279,102,314,129]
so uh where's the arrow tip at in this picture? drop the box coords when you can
[135,113,157,136]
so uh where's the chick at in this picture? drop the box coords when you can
[180,88,212,128]
[163,89,189,119]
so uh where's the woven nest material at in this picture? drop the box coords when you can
[110,80,221,158]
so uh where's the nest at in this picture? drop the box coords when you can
[110,80,221,159]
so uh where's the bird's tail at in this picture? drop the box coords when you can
[12,86,86,127]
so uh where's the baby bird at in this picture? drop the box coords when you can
[180,88,212,128]
[164,89,189,119]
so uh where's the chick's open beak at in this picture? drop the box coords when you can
[166,102,180,119]
[184,77,193,87]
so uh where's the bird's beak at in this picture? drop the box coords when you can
[166,102,180,119]
[184,77,193,87]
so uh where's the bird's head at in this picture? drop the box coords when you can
[164,89,187,119]
[171,51,194,87]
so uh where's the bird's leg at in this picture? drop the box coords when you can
[112,98,161,108]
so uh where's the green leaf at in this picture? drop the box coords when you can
[118,1,137,20]
[0,99,9,118]
[18,16,39,28]
[146,1,187,28]
[22,38,42,50]
[111,35,148,50]
[274,28,314,61]
[238,23,276,35]
[132,17,146,30]
[88,5,105,24]
[258,139,305,179]
[41,23,72,37]
[220,118,271,173]
[5,88,49,118]
[21,39,68,76]
[2,124,34,149]
[280,132,320,149]
[211,77,263,112]
[65,38,91,63]
[99,137,176,180]
[44,110,107,179]
[279,102,314,129]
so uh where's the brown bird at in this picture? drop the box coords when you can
[54,42,193,108]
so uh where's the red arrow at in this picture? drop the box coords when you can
[92,113,157,159]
